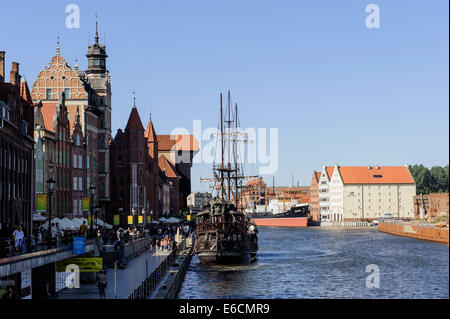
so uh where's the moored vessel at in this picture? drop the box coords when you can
[247,203,309,227]
[193,90,259,264]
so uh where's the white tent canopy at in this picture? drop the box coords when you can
[32,213,46,221]
[41,217,63,229]
[167,217,180,223]
[40,217,112,230]
[96,218,113,229]
[159,217,169,222]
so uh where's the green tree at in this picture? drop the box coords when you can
[408,164,449,195]
[430,166,448,193]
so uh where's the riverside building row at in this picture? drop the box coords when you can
[309,165,416,222]
[0,24,198,231]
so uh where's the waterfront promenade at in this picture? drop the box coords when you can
[57,249,172,299]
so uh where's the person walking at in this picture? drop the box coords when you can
[96,269,107,299]
[12,226,24,254]
[79,221,88,236]
[55,222,63,246]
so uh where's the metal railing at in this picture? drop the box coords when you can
[0,232,97,261]
[127,249,175,299]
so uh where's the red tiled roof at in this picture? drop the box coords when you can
[157,134,199,152]
[314,171,321,182]
[325,167,334,179]
[337,166,415,184]
[246,177,265,187]
[20,80,32,105]
[144,120,157,142]
[158,155,180,178]
[125,107,144,131]
[41,102,57,132]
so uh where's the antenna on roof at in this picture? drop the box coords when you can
[132,90,136,107]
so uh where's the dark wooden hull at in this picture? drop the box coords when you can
[197,250,257,265]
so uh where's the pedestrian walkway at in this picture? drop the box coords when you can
[56,249,172,299]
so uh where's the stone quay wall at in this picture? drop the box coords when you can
[378,222,449,245]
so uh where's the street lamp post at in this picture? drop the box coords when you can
[46,175,55,248]
[118,207,123,227]
[131,207,136,227]
[89,185,96,234]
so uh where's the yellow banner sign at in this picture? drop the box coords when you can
[147,216,151,223]
[128,215,133,225]
[138,215,143,224]
[36,194,47,212]
[82,197,90,211]
[114,215,120,225]
[56,257,103,272]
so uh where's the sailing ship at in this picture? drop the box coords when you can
[193,90,259,264]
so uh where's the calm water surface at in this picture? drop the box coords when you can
[178,227,449,299]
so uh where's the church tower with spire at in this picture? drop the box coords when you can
[85,18,112,207]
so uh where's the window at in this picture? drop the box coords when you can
[76,135,81,146]
[64,88,70,99]
[46,89,52,99]
[0,102,10,121]
[78,177,83,192]
[73,154,77,168]
[78,155,82,169]
[74,199,78,214]
[73,177,77,190]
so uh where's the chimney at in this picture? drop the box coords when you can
[10,62,20,86]
[0,51,5,83]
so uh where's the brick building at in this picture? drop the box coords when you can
[240,177,267,209]
[309,171,321,222]
[0,51,35,234]
[157,134,199,211]
[109,105,152,226]
[414,193,449,219]
[31,27,111,218]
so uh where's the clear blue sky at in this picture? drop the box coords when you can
[1,0,448,192]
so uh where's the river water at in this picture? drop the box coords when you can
[177,227,449,299]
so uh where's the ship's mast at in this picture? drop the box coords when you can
[201,90,258,207]
[234,102,238,208]
[227,90,231,202]
[220,93,224,200]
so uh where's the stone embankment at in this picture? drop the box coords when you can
[152,236,194,299]
[378,221,449,245]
